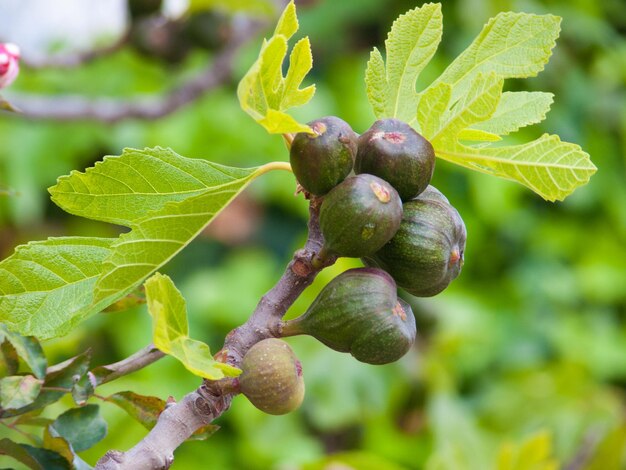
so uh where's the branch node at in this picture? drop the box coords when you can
[291,255,312,277]
[97,450,125,468]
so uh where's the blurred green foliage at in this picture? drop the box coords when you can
[1,0,625,468]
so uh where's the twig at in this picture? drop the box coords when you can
[20,345,163,406]
[40,386,72,393]
[19,32,130,69]
[564,428,603,470]
[95,388,227,470]
[92,344,165,386]
[0,419,40,446]
[95,198,336,470]
[220,197,333,365]
[3,17,263,123]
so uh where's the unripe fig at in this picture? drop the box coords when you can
[282,267,416,365]
[239,338,304,415]
[319,174,402,258]
[128,0,162,19]
[364,185,466,297]
[184,11,229,51]
[355,118,435,201]
[290,116,357,195]
[130,17,190,63]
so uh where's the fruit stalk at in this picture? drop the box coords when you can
[279,318,305,337]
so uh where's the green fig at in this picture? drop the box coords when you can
[355,118,435,201]
[184,11,229,51]
[239,338,304,415]
[364,185,466,297]
[319,174,402,258]
[282,267,416,365]
[130,16,190,63]
[128,0,162,18]
[290,116,357,195]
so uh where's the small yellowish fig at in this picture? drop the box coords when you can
[239,338,304,415]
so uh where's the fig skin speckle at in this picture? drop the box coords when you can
[239,338,304,415]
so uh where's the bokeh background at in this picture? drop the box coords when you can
[1,0,625,468]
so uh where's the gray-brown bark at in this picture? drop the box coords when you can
[95,198,335,469]
[3,18,263,123]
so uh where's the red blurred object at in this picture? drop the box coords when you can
[0,42,20,88]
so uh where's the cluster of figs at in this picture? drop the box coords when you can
[237,116,466,415]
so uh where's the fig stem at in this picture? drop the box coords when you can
[279,319,305,337]
[282,133,295,149]
[311,245,332,269]
[256,161,292,175]
[218,377,241,395]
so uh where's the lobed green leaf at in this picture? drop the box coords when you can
[415,11,560,133]
[416,82,451,140]
[472,91,554,136]
[457,128,501,143]
[428,72,504,144]
[429,12,561,103]
[146,273,240,380]
[237,1,315,134]
[0,238,115,339]
[49,147,259,227]
[3,146,284,339]
[89,157,268,304]
[421,73,594,202]
[365,3,443,123]
[436,134,597,202]
[273,0,297,38]
[364,48,387,119]
[367,5,594,200]
[27,147,280,339]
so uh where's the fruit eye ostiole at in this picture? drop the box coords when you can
[392,301,407,321]
[370,181,391,203]
[356,118,435,201]
[449,249,462,266]
[309,121,327,138]
[289,116,357,195]
[370,130,406,144]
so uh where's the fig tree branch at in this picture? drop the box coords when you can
[3,17,263,123]
[92,343,165,386]
[19,32,130,69]
[95,197,336,470]
[220,196,336,365]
